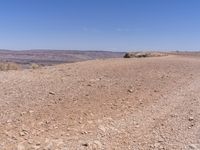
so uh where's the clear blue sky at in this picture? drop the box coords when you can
[0,0,200,51]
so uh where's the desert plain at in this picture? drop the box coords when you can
[0,51,200,149]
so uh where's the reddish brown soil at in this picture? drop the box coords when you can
[0,55,200,149]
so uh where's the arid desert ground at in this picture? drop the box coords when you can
[0,53,200,149]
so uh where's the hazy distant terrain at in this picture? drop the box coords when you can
[0,49,124,66]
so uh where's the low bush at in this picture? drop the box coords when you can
[0,62,21,71]
[30,63,40,69]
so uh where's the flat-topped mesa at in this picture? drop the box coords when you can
[124,51,167,58]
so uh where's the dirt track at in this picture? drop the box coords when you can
[0,55,200,149]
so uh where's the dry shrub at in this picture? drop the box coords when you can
[30,63,40,69]
[124,52,149,58]
[0,62,21,71]
[124,52,167,58]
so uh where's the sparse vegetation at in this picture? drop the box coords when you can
[124,52,149,58]
[0,62,21,71]
[124,52,167,58]
[30,63,40,69]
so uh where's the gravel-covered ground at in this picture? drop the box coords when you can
[0,55,200,149]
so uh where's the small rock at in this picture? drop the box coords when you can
[135,125,140,128]
[19,131,26,136]
[29,110,34,114]
[80,131,88,134]
[154,89,159,92]
[189,117,194,121]
[150,144,154,148]
[128,89,133,93]
[45,120,50,124]
[158,137,164,142]
[170,114,177,118]
[82,143,89,147]
[49,92,55,95]
[36,142,41,146]
[159,145,165,149]
[20,112,26,116]
[6,119,12,123]
[139,100,143,104]
[189,144,198,149]
[189,122,195,129]
[27,139,33,144]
